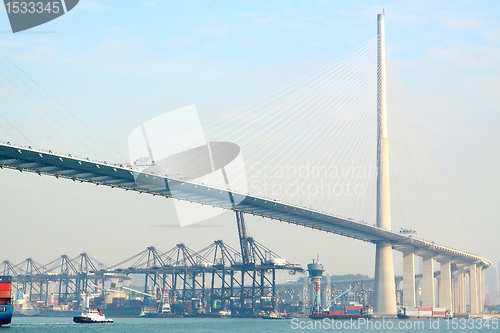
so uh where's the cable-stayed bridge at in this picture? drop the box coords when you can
[0,14,489,316]
[0,140,488,265]
[0,140,490,314]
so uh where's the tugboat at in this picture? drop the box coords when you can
[73,308,113,324]
[219,309,231,318]
[261,311,287,319]
[73,301,113,324]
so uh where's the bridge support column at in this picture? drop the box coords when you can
[477,265,484,313]
[438,260,452,311]
[470,263,478,314]
[436,275,440,306]
[422,257,435,307]
[374,241,397,315]
[415,278,420,306]
[481,266,486,313]
[403,251,416,307]
[453,271,460,313]
[459,267,466,313]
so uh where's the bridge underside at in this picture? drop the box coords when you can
[0,142,490,269]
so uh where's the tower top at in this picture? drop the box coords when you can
[307,262,324,277]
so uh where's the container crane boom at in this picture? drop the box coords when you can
[323,280,362,310]
[120,286,155,298]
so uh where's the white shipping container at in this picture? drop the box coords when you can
[419,311,432,317]
[432,308,446,312]
[405,311,419,316]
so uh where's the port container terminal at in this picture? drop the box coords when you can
[0,13,491,316]
[0,243,489,316]
[1,238,305,315]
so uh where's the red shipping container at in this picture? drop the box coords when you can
[0,283,11,291]
[329,310,345,315]
[0,299,9,305]
[419,307,432,311]
[0,290,11,298]
[345,306,362,310]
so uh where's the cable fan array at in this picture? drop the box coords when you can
[200,37,380,222]
[0,38,455,245]
[0,51,126,163]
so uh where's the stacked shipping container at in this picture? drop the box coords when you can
[324,305,372,318]
[431,308,446,318]
[108,297,126,309]
[0,276,12,326]
[329,306,345,316]
[400,306,449,319]
[345,305,362,315]
[0,276,11,305]
[404,307,419,317]
[418,307,432,317]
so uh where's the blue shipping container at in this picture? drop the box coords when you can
[345,310,362,314]
[330,306,344,310]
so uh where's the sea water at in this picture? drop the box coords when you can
[6,317,500,332]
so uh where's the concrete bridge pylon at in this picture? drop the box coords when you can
[373,13,397,316]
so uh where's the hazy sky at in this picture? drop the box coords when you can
[0,1,499,282]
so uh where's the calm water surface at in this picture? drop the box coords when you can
[4,317,500,332]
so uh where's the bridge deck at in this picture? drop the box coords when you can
[0,142,489,267]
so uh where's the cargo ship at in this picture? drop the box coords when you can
[309,305,373,319]
[40,308,80,317]
[0,276,13,327]
[103,306,142,318]
[309,280,373,320]
[398,307,453,319]
[103,297,143,317]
